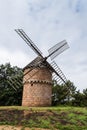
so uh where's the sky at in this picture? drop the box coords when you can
[0,0,87,91]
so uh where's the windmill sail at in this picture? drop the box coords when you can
[48,40,69,60]
[15,28,69,85]
[50,61,67,85]
[7,73,23,91]
[45,61,67,85]
[15,29,43,57]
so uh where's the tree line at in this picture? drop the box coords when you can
[52,81,87,106]
[0,63,87,106]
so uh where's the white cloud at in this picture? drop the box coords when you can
[0,47,32,67]
[0,0,87,91]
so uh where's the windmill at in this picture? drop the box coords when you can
[15,29,69,107]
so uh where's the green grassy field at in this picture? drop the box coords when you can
[0,106,87,130]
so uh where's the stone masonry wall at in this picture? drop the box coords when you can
[22,68,52,107]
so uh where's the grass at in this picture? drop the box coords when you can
[0,106,87,130]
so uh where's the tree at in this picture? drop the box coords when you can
[72,90,85,106]
[52,80,77,106]
[65,80,76,104]
[52,81,69,105]
[83,88,87,106]
[0,63,23,106]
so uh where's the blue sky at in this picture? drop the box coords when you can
[0,0,87,91]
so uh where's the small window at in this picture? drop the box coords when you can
[31,83,33,86]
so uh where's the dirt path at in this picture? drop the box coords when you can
[0,125,50,130]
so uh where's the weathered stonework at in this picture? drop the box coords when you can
[22,68,52,107]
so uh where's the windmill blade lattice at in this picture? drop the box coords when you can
[7,71,23,91]
[48,40,69,60]
[15,29,43,57]
[7,80,17,91]
[50,61,67,85]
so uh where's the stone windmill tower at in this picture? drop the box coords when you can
[15,29,69,107]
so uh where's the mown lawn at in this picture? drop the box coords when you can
[0,106,87,130]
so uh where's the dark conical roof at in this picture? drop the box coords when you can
[23,56,46,70]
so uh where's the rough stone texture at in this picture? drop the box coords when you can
[22,68,52,107]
